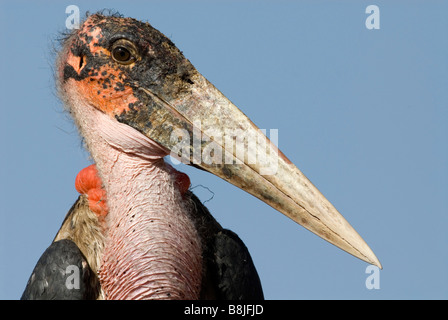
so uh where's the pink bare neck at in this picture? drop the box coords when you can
[68,90,203,299]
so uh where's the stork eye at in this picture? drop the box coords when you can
[111,39,138,65]
[113,47,131,62]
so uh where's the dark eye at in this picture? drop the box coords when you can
[111,39,139,65]
[112,46,132,62]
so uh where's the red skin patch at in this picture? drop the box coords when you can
[75,164,102,194]
[174,171,191,197]
[64,19,138,117]
[74,64,137,116]
[75,164,108,218]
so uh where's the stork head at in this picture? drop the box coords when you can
[57,13,381,269]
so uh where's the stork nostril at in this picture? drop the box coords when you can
[79,55,86,70]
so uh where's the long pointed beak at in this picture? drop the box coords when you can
[117,69,381,269]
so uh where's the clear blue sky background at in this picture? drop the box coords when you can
[1,1,447,299]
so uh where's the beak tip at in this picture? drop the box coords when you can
[372,257,383,270]
[360,243,382,269]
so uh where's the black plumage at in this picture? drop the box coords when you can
[21,239,97,300]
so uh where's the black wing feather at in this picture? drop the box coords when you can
[211,229,264,300]
[188,192,264,300]
[21,239,96,300]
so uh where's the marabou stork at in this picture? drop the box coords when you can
[22,13,381,300]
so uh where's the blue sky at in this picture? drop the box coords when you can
[1,1,447,299]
